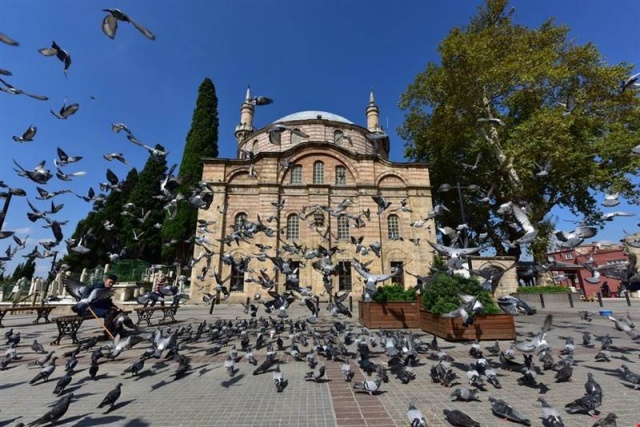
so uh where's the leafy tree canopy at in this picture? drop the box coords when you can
[399,0,640,261]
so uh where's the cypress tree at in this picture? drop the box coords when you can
[163,77,219,265]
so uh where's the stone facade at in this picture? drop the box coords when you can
[468,256,518,297]
[189,92,435,301]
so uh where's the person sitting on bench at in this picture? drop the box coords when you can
[65,274,133,334]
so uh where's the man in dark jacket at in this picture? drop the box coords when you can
[73,274,129,335]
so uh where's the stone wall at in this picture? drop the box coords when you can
[468,256,518,298]
[191,145,434,302]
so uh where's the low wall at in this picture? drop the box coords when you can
[513,292,575,305]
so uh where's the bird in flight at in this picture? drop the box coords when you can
[38,41,72,76]
[50,100,80,119]
[0,32,19,46]
[0,77,48,100]
[12,125,37,142]
[102,8,156,40]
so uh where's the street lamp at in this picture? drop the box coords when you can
[437,181,477,247]
[437,181,484,270]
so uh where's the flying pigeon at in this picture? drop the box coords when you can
[0,32,19,46]
[102,9,156,40]
[38,41,71,76]
[0,77,48,100]
[50,100,79,119]
[12,125,37,142]
[63,276,114,314]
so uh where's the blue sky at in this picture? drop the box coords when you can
[1,0,638,277]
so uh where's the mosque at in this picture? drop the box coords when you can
[189,90,435,301]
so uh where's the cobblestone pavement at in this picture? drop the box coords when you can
[1,298,639,426]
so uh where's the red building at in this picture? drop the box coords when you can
[547,243,628,298]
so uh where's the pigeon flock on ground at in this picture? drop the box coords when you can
[3,6,640,427]
[2,301,640,426]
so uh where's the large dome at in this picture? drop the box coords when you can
[273,110,354,125]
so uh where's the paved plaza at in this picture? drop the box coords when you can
[1,298,640,427]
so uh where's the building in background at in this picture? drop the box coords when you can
[546,243,628,297]
[189,90,435,301]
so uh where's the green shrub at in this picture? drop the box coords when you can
[516,285,571,294]
[421,272,500,315]
[371,284,417,302]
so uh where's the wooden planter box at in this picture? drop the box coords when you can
[358,301,421,329]
[419,310,516,341]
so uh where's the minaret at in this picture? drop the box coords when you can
[234,86,255,146]
[366,89,381,132]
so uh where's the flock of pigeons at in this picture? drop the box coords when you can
[2,295,640,426]
[0,12,233,279]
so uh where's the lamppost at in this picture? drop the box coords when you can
[437,181,479,248]
[437,181,483,269]
[0,184,27,231]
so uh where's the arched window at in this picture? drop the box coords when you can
[313,161,324,184]
[251,139,259,155]
[333,130,344,144]
[235,212,248,232]
[286,214,300,240]
[387,214,400,239]
[290,165,302,184]
[337,214,350,240]
[335,165,346,185]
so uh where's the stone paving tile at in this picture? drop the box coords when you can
[2,299,640,426]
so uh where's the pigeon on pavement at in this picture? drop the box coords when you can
[488,396,531,426]
[443,409,481,427]
[27,393,73,426]
[98,383,122,410]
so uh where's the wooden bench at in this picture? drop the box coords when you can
[0,305,56,328]
[51,310,132,345]
[134,305,179,327]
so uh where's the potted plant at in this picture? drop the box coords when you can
[420,272,516,341]
[358,284,421,329]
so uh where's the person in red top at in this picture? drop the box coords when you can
[153,273,168,306]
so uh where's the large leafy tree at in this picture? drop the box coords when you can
[399,0,640,262]
[162,77,219,265]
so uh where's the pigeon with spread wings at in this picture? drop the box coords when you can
[38,41,71,76]
[102,8,156,40]
[64,276,115,314]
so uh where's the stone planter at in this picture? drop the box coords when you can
[358,301,421,329]
[419,310,516,341]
